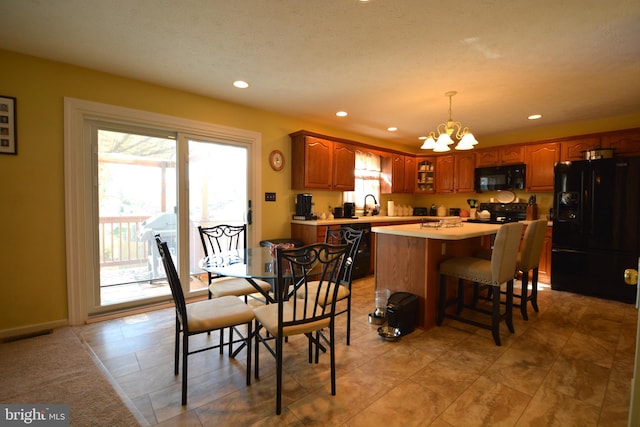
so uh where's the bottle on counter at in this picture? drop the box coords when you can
[430,204,437,216]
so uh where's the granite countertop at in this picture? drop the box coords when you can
[291,215,457,226]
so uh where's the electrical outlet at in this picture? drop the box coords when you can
[265,192,276,202]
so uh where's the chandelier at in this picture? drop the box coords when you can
[420,91,478,152]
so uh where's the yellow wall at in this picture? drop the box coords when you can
[0,48,638,334]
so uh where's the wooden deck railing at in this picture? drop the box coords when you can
[99,215,150,266]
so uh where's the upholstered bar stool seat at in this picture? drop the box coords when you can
[437,222,523,346]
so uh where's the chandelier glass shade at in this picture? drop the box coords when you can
[421,91,478,151]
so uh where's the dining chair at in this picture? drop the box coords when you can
[198,224,272,300]
[253,242,349,415]
[198,224,271,352]
[296,226,363,345]
[437,222,523,346]
[155,235,255,405]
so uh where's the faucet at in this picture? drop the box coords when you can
[363,194,380,216]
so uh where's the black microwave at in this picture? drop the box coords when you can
[474,164,526,192]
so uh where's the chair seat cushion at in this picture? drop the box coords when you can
[439,256,496,286]
[295,281,350,305]
[209,276,271,297]
[186,296,254,333]
[253,300,331,337]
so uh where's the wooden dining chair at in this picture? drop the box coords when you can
[437,222,523,346]
[296,226,363,345]
[155,235,255,405]
[253,242,349,415]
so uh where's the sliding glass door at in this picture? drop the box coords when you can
[91,125,251,311]
[186,138,248,281]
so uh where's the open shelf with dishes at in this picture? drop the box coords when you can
[416,157,435,193]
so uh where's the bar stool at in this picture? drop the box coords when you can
[475,219,547,320]
[437,222,523,346]
[513,219,547,320]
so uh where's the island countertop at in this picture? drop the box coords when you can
[371,222,502,240]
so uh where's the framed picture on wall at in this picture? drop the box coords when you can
[0,95,17,155]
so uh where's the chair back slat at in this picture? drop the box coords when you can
[155,235,188,328]
[275,243,348,330]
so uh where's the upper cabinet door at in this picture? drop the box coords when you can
[525,142,560,192]
[601,128,640,157]
[454,152,476,193]
[303,136,333,189]
[332,142,356,191]
[560,136,600,161]
[403,156,416,193]
[475,148,499,167]
[475,146,523,167]
[500,146,524,164]
[436,155,455,193]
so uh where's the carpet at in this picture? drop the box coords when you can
[0,327,146,426]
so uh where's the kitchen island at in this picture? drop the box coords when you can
[371,222,502,330]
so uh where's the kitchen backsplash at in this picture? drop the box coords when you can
[295,190,553,220]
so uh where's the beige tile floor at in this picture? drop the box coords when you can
[77,276,637,426]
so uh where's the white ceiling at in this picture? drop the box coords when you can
[1,0,639,148]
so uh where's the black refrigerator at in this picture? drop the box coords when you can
[552,156,640,303]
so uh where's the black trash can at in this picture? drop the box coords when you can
[387,292,419,336]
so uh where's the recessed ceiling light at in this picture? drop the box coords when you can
[233,80,249,89]
[528,114,542,120]
[387,127,398,132]
[336,111,348,117]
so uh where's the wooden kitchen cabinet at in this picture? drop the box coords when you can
[538,226,552,284]
[435,155,455,193]
[525,142,560,192]
[436,153,475,193]
[501,146,525,164]
[332,141,357,190]
[403,156,416,193]
[475,145,524,167]
[381,153,415,193]
[416,156,436,193]
[454,152,476,193]
[290,132,355,191]
[601,128,640,157]
[560,136,600,161]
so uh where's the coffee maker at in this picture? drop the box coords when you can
[343,202,355,218]
[293,194,313,220]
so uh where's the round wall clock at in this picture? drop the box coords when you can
[269,150,285,171]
